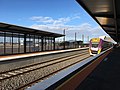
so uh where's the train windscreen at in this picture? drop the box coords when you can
[92,42,99,48]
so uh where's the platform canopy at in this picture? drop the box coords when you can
[0,22,64,37]
[76,0,120,43]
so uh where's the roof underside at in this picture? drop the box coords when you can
[0,22,63,37]
[76,0,120,43]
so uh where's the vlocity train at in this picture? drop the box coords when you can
[89,38,113,56]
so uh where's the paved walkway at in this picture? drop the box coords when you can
[76,47,120,90]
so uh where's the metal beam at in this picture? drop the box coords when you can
[94,13,114,18]
[107,32,116,34]
[105,30,116,32]
[102,25,115,28]
[94,13,120,19]
[113,0,118,42]
[107,31,120,35]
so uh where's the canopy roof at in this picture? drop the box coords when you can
[76,0,120,43]
[0,22,64,37]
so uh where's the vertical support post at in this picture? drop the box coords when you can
[44,37,46,51]
[4,32,6,54]
[18,33,20,53]
[38,36,39,51]
[12,33,13,54]
[29,34,31,52]
[63,29,65,49]
[82,34,84,47]
[34,35,35,52]
[50,37,51,50]
[47,37,50,51]
[53,37,55,50]
[51,37,52,50]
[41,36,43,51]
[75,32,76,48]
[24,34,26,53]
[48,37,50,50]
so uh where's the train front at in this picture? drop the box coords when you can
[89,38,102,56]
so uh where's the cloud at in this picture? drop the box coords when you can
[30,16,71,25]
[30,22,108,40]
[29,15,109,41]
[30,16,54,23]
[30,15,80,25]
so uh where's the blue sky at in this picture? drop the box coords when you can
[0,0,109,42]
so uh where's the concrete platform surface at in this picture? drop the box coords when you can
[76,47,120,90]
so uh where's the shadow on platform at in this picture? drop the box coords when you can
[76,47,120,90]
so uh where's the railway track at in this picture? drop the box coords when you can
[0,50,90,90]
[0,50,88,74]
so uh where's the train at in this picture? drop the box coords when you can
[89,38,113,56]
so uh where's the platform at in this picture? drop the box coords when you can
[76,47,120,90]
[0,47,88,62]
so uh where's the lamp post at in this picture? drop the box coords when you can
[87,36,89,43]
[82,34,84,43]
[82,34,84,47]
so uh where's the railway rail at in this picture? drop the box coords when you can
[0,50,90,90]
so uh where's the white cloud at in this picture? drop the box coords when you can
[29,15,109,41]
[30,15,80,25]
[30,16,54,23]
[30,23,108,40]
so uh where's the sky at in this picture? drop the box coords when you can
[0,0,109,42]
